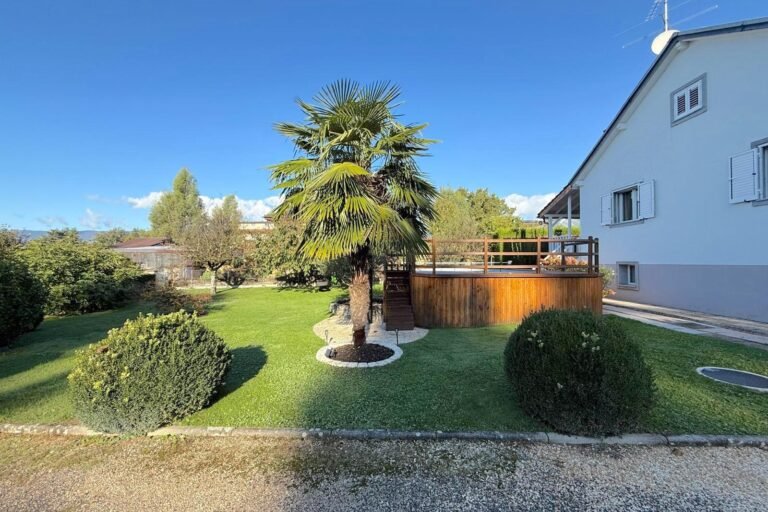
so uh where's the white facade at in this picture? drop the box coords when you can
[551,23,768,322]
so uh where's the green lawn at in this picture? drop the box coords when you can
[1,288,767,434]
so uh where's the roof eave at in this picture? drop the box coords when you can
[538,17,768,219]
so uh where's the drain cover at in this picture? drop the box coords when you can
[697,367,768,392]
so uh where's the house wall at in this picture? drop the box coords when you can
[579,30,768,321]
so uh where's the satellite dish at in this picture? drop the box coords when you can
[651,29,679,55]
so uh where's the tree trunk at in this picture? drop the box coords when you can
[210,268,217,296]
[349,253,370,347]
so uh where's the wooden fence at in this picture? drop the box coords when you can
[412,237,599,276]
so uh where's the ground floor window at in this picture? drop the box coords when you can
[617,262,639,289]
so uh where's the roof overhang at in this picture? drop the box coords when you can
[539,185,579,219]
[538,17,768,219]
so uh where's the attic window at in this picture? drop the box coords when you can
[671,75,706,125]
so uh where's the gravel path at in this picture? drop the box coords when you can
[0,434,766,511]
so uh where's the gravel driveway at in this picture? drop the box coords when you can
[0,434,766,511]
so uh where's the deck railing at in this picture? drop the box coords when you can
[397,237,599,276]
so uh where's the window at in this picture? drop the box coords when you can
[613,187,637,224]
[617,263,638,289]
[671,75,706,125]
[600,181,655,226]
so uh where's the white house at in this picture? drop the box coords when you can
[540,18,768,322]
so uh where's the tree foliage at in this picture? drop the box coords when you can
[269,80,438,345]
[463,188,519,236]
[92,227,153,247]
[0,227,47,346]
[20,230,143,315]
[181,195,243,295]
[429,187,520,239]
[149,168,205,242]
[429,188,481,240]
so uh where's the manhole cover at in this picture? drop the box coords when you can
[697,367,768,392]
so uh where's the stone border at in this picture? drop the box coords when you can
[3,423,767,447]
[315,343,403,368]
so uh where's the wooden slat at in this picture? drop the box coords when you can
[412,274,603,328]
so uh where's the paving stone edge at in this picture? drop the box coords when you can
[2,423,767,447]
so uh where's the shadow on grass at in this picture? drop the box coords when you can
[0,371,70,419]
[0,303,153,382]
[290,325,539,432]
[214,345,268,401]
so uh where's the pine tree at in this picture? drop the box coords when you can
[149,168,205,241]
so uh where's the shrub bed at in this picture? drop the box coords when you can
[21,231,143,315]
[145,286,212,316]
[68,311,231,434]
[504,309,654,436]
[0,253,47,346]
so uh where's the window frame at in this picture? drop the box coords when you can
[759,145,767,201]
[670,74,707,126]
[612,185,639,224]
[616,262,639,290]
[748,137,768,204]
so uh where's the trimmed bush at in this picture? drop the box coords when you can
[68,311,231,434]
[0,253,47,346]
[504,309,654,436]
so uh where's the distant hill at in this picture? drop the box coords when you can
[18,230,101,241]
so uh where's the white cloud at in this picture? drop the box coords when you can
[125,191,165,209]
[201,195,283,221]
[80,208,113,230]
[124,190,282,221]
[504,192,557,220]
[36,216,69,228]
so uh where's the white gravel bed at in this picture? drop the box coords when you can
[312,308,428,346]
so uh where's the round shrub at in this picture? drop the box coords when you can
[504,309,654,436]
[0,253,47,347]
[68,311,231,434]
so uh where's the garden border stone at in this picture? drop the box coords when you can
[315,342,403,368]
[3,423,767,447]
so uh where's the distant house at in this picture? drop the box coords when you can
[240,217,274,240]
[113,237,200,282]
[540,19,768,322]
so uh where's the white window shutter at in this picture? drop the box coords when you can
[638,180,655,219]
[600,194,612,225]
[729,150,759,203]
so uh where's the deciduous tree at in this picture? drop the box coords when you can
[182,195,243,295]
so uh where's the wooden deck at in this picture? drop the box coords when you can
[411,273,602,328]
[387,237,603,328]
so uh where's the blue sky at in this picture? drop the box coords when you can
[1,0,765,229]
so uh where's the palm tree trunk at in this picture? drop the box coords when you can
[349,251,370,347]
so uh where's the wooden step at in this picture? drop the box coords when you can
[384,271,414,330]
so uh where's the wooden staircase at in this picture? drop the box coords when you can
[383,270,415,330]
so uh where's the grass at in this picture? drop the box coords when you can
[1,287,767,434]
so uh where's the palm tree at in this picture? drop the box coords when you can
[270,80,438,346]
